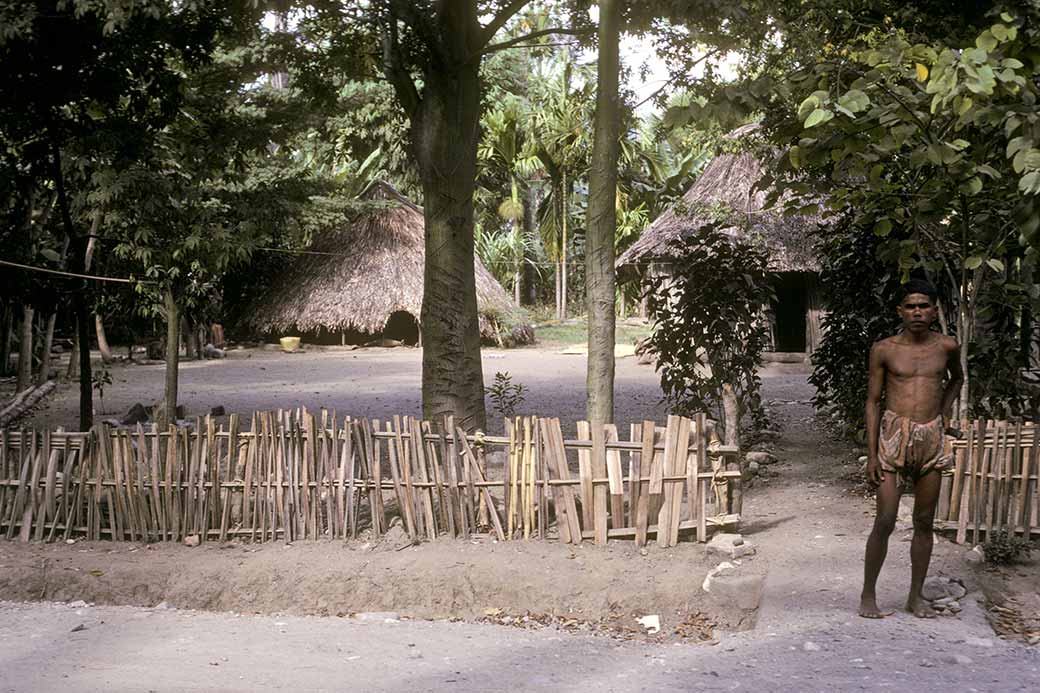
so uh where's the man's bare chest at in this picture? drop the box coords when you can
[884,344,947,379]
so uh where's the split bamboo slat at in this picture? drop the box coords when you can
[0,411,741,546]
[934,419,1040,542]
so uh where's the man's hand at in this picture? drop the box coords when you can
[866,458,883,485]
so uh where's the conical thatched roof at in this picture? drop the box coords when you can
[248,182,527,342]
[617,123,822,280]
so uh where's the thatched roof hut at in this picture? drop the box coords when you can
[616,123,820,280]
[618,124,826,355]
[248,182,531,345]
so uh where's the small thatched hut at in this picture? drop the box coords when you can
[617,124,824,356]
[248,182,531,346]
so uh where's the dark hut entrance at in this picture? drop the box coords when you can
[383,310,420,345]
[771,272,812,353]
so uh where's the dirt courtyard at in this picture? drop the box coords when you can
[4,344,1034,668]
[21,344,807,437]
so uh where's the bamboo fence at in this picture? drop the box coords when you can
[935,419,1040,543]
[0,410,741,547]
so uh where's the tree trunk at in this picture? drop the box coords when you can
[561,172,568,320]
[52,143,92,429]
[411,48,486,432]
[522,185,538,306]
[721,383,740,447]
[182,318,197,360]
[67,331,79,380]
[0,303,12,377]
[585,0,621,424]
[16,305,34,393]
[36,312,57,386]
[95,314,113,363]
[75,297,91,429]
[160,290,180,426]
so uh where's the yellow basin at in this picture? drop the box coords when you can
[279,336,301,353]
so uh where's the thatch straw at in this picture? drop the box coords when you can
[247,182,530,343]
[617,123,822,280]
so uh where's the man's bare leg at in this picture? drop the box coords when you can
[907,469,941,618]
[860,473,900,618]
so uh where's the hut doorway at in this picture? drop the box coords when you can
[383,310,420,345]
[771,272,810,353]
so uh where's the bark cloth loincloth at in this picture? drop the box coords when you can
[878,410,954,484]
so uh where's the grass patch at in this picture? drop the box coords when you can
[534,317,651,348]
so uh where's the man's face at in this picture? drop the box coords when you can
[897,293,937,334]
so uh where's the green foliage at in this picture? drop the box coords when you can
[484,372,527,420]
[983,529,1033,566]
[808,221,906,437]
[91,365,113,414]
[646,224,774,429]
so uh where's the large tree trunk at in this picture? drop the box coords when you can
[15,305,34,393]
[160,290,180,426]
[412,61,487,432]
[52,144,92,429]
[95,314,113,363]
[585,0,621,424]
[36,312,57,386]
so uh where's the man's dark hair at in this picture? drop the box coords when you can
[896,278,938,304]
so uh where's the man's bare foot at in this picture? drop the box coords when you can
[858,595,889,618]
[906,595,936,618]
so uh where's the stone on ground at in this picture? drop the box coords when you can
[706,533,756,559]
[922,575,967,601]
[745,451,778,466]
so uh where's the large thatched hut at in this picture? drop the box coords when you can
[248,182,532,346]
[617,124,824,356]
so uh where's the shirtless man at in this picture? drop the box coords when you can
[859,279,964,619]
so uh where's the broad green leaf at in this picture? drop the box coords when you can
[965,255,984,270]
[874,218,892,236]
[987,259,1006,273]
[975,164,1001,179]
[869,164,884,186]
[40,248,60,262]
[1002,58,1024,69]
[948,139,970,151]
[1021,149,1040,171]
[788,146,802,168]
[1008,136,1028,157]
[956,96,974,115]
[804,108,834,129]
[959,177,983,195]
[797,95,820,121]
[1001,12,1014,21]
[1021,171,1040,195]
[991,24,1009,41]
[838,89,870,113]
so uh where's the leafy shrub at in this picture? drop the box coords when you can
[808,220,904,438]
[485,371,526,420]
[645,223,773,441]
[983,530,1032,566]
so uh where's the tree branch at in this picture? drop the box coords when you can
[481,28,593,56]
[380,8,420,116]
[632,47,723,111]
[479,0,531,45]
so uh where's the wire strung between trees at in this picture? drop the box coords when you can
[0,259,155,284]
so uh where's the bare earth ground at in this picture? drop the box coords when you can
[2,346,1039,690]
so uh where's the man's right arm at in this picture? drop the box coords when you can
[865,342,885,484]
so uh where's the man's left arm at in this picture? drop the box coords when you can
[942,339,965,421]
